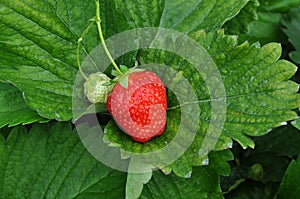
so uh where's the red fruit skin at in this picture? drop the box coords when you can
[106,71,167,142]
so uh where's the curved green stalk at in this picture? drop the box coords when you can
[95,0,123,75]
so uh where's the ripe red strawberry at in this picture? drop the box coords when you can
[106,70,167,142]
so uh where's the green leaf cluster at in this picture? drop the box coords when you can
[235,0,300,45]
[0,0,300,198]
[222,124,300,198]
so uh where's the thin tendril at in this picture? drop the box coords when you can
[82,46,98,71]
[95,0,123,75]
[77,20,95,80]
[77,44,88,80]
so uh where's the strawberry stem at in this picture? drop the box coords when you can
[76,20,95,80]
[95,0,123,75]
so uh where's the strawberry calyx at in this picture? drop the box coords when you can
[111,66,146,89]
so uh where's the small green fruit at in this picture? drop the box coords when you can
[84,72,112,103]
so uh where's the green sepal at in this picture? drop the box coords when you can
[120,65,130,73]
[101,80,117,86]
[113,67,146,89]
[111,70,119,77]
[119,75,129,89]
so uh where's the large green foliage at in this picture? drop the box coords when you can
[0,0,130,120]
[222,124,300,198]
[0,122,127,199]
[0,123,226,199]
[236,0,300,45]
[0,82,47,128]
[0,0,299,198]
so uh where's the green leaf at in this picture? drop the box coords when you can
[0,0,82,120]
[140,167,223,199]
[259,0,300,12]
[126,158,153,199]
[190,31,299,137]
[208,150,234,176]
[238,12,287,45]
[214,133,234,151]
[115,0,249,33]
[238,0,300,45]
[0,0,132,121]
[0,64,75,121]
[224,0,260,34]
[0,122,127,198]
[292,118,300,130]
[224,181,279,199]
[276,157,300,199]
[282,6,300,64]
[0,82,47,128]
[253,125,300,157]
[0,126,10,139]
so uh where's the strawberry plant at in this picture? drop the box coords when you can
[0,0,300,198]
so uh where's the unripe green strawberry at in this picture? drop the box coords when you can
[106,70,167,142]
[84,72,112,103]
